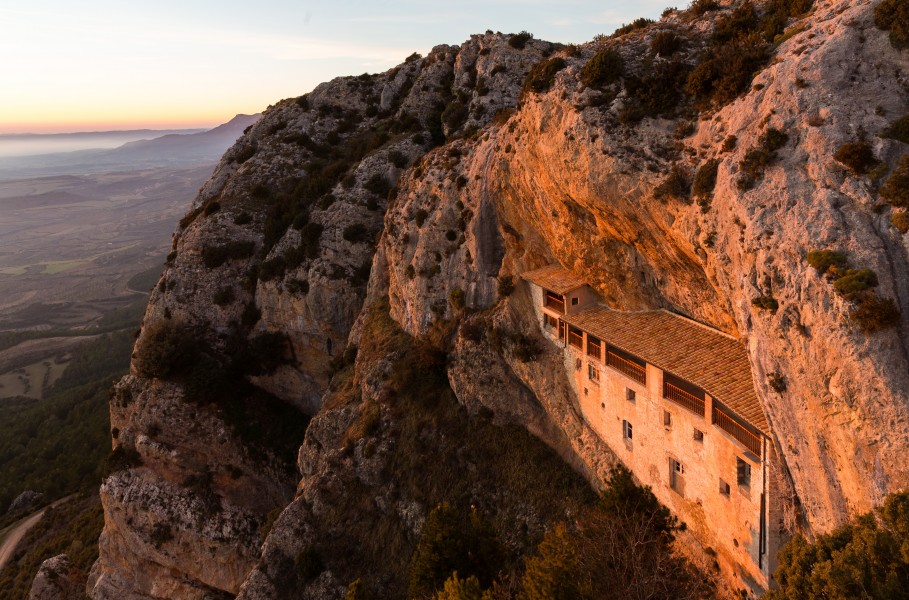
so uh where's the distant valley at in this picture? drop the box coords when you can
[0,114,259,400]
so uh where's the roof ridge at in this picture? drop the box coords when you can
[656,309,741,342]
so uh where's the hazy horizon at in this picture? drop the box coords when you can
[0,1,667,133]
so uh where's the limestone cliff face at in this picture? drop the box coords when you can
[89,1,909,598]
[378,0,909,535]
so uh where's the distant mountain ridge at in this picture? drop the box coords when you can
[0,114,260,180]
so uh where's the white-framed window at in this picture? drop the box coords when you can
[693,428,704,442]
[622,419,633,441]
[588,363,600,383]
[737,457,752,487]
[626,388,636,402]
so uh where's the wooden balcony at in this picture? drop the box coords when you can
[568,327,583,349]
[544,291,565,313]
[664,382,705,417]
[713,405,762,456]
[587,336,602,360]
[606,351,646,385]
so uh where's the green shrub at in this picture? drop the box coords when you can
[686,32,768,106]
[738,128,789,189]
[580,48,624,89]
[881,155,909,208]
[435,573,483,600]
[442,101,468,132]
[408,503,503,598]
[522,465,698,600]
[133,321,199,379]
[751,296,779,313]
[833,268,878,300]
[893,211,909,233]
[875,0,909,50]
[213,286,234,306]
[201,241,256,269]
[295,546,324,582]
[300,222,324,259]
[806,249,847,275]
[693,158,720,203]
[509,31,534,49]
[415,209,429,227]
[650,30,683,55]
[767,490,909,599]
[497,275,515,297]
[768,371,787,393]
[689,0,720,17]
[510,332,540,362]
[345,579,372,600]
[834,141,880,175]
[389,150,408,168]
[883,115,909,144]
[614,18,654,37]
[449,289,466,311]
[102,445,143,476]
[149,522,173,547]
[343,223,371,244]
[653,163,691,201]
[713,2,759,44]
[850,294,902,332]
[620,59,690,122]
[522,57,567,96]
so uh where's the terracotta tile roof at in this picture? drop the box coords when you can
[521,265,588,295]
[562,306,768,435]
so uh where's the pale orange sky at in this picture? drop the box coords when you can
[0,1,668,134]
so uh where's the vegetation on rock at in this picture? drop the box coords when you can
[767,490,909,599]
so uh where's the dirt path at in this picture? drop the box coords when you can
[0,496,73,572]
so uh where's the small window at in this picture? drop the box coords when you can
[693,428,704,442]
[737,457,752,487]
[663,410,672,428]
[588,363,600,383]
[575,357,582,371]
[622,420,633,441]
[719,479,731,496]
[571,296,579,306]
[669,458,684,493]
[626,388,636,402]
[544,314,558,330]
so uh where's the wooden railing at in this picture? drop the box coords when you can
[544,292,565,313]
[568,328,583,349]
[587,337,602,360]
[713,406,762,456]
[664,382,705,417]
[606,351,646,385]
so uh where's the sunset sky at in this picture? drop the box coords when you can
[0,1,668,134]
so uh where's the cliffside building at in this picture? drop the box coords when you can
[522,264,784,593]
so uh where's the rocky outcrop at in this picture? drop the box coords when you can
[29,555,82,600]
[92,1,909,597]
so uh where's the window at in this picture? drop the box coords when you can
[622,420,633,441]
[693,428,704,442]
[663,410,672,428]
[588,363,600,383]
[669,458,684,493]
[571,296,579,306]
[737,457,752,487]
[626,388,636,402]
[575,357,582,371]
[719,479,731,496]
[544,314,558,331]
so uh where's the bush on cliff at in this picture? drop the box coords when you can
[875,0,909,50]
[580,48,624,89]
[766,490,909,600]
